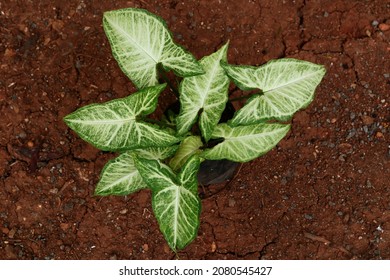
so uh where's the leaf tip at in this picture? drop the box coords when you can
[62,113,75,128]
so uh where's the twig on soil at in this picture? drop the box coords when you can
[304,232,331,245]
[58,179,75,194]
[304,231,352,256]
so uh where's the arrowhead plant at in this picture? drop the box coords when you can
[64,7,326,252]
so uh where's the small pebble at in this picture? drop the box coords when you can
[361,115,374,125]
[338,154,346,161]
[142,244,149,252]
[371,20,379,27]
[211,241,217,253]
[328,142,336,148]
[379,23,390,31]
[60,223,70,231]
[18,131,27,139]
[119,209,128,214]
[304,214,313,220]
[27,141,34,148]
[376,131,384,138]
[338,143,353,153]
[8,228,16,238]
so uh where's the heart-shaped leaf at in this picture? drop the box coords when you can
[64,84,180,151]
[95,151,146,196]
[222,59,326,126]
[169,136,203,171]
[176,43,230,140]
[95,146,178,196]
[134,155,201,251]
[201,123,290,162]
[103,8,204,89]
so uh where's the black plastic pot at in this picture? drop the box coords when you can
[197,101,239,185]
[165,101,240,186]
[197,158,238,185]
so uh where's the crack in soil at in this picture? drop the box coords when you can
[342,40,360,85]
[296,0,306,51]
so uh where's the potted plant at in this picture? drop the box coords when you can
[64,8,326,251]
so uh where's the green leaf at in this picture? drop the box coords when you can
[169,136,203,171]
[222,58,326,126]
[176,43,230,140]
[64,84,180,151]
[201,123,290,162]
[134,155,201,251]
[95,151,146,196]
[103,8,204,89]
[95,146,177,196]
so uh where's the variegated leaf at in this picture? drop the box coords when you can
[169,136,203,171]
[95,151,146,196]
[64,84,180,151]
[201,123,290,162]
[221,59,326,126]
[95,146,177,196]
[176,43,230,140]
[103,8,204,89]
[134,155,201,251]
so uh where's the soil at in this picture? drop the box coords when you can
[0,0,389,260]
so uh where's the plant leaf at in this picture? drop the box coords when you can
[201,123,290,162]
[222,58,326,126]
[95,151,146,196]
[103,8,204,89]
[64,84,180,151]
[169,136,203,171]
[176,43,230,140]
[95,146,177,196]
[134,155,201,251]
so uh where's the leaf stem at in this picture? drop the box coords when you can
[157,63,180,98]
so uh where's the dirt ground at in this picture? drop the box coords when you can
[0,0,389,260]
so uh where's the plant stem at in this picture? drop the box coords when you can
[157,63,180,98]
